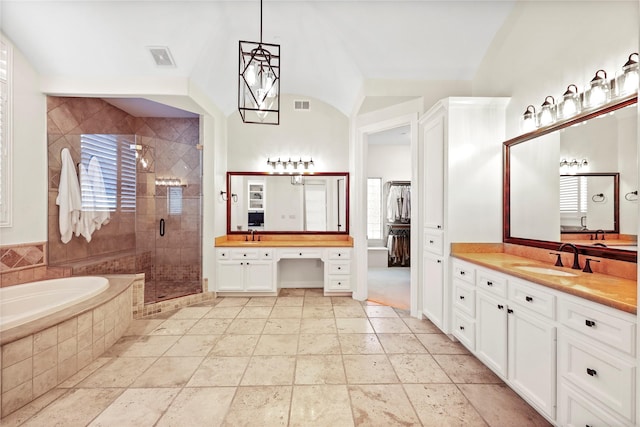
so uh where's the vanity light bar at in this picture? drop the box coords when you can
[266,157,315,174]
[521,52,638,134]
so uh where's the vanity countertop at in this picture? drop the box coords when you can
[215,234,353,248]
[451,250,637,314]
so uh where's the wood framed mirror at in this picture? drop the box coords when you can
[226,172,349,235]
[503,94,637,263]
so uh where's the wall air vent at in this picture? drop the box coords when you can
[294,100,310,111]
[147,46,176,67]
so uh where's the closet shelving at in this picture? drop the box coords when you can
[385,180,411,267]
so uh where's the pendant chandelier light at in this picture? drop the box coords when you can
[238,0,280,125]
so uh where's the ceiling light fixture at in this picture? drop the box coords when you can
[238,0,280,125]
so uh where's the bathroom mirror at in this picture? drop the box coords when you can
[226,172,349,234]
[504,94,638,262]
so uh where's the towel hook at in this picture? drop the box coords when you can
[625,190,638,201]
[591,193,605,203]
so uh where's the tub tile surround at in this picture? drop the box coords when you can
[0,275,137,417]
[0,291,550,426]
[0,243,72,288]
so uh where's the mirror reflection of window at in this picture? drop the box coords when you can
[304,180,327,231]
[367,177,383,242]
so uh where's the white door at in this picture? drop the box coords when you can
[476,291,508,377]
[423,114,445,230]
[216,262,244,291]
[422,254,444,328]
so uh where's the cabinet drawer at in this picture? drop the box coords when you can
[327,277,351,291]
[423,230,444,256]
[559,333,635,420]
[559,298,636,356]
[216,249,230,260]
[328,249,351,260]
[278,249,323,259]
[260,249,273,260]
[328,261,351,275]
[476,269,507,298]
[508,278,556,320]
[230,249,259,260]
[452,279,475,318]
[451,260,475,285]
[559,381,633,427]
[452,312,475,351]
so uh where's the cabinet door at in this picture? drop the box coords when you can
[476,291,507,377]
[422,254,444,329]
[508,306,556,420]
[217,262,244,291]
[422,114,445,230]
[244,261,274,291]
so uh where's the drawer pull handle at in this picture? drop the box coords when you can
[487,281,493,286]
[497,304,504,310]
[338,282,342,285]
[338,267,341,270]
[244,254,247,257]
[585,319,596,327]
[429,240,434,244]
[460,271,465,276]
[459,326,465,331]
[586,368,597,377]
[265,253,269,256]
[437,259,442,264]
[299,253,302,256]
[507,309,514,314]
[240,262,244,265]
[525,296,533,302]
[459,295,465,300]
[338,253,342,256]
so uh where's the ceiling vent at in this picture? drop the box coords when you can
[294,100,310,111]
[148,46,176,67]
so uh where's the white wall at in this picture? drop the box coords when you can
[367,143,411,184]
[473,1,639,138]
[227,94,349,172]
[0,37,47,246]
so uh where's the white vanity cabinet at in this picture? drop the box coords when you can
[418,97,508,333]
[325,248,352,293]
[216,248,275,292]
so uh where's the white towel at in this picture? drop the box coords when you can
[88,156,110,230]
[78,163,96,242]
[55,148,82,244]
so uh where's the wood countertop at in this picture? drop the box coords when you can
[451,251,637,315]
[215,234,353,248]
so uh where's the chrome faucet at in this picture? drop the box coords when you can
[558,243,581,270]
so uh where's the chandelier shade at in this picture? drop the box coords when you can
[238,0,280,125]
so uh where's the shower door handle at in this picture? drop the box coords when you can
[159,218,165,237]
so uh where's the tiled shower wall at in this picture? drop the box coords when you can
[47,97,201,302]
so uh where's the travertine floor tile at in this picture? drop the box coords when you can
[88,388,179,427]
[416,333,470,355]
[388,354,451,383]
[336,318,374,334]
[222,386,292,427]
[254,334,299,355]
[165,334,219,356]
[339,334,384,354]
[156,387,235,427]
[305,289,324,297]
[78,357,157,388]
[123,319,164,336]
[290,385,354,427]
[187,356,250,387]
[302,306,334,318]
[369,318,412,334]
[168,307,212,319]
[378,333,428,354]
[215,297,250,307]
[404,384,488,426]
[209,334,259,356]
[236,306,273,318]
[108,335,179,357]
[269,306,303,319]
[225,318,267,334]
[131,356,203,387]
[0,388,67,427]
[294,355,346,385]
[333,305,367,318]
[20,388,122,427]
[241,356,296,385]
[402,317,441,333]
[203,306,243,318]
[304,296,333,306]
[433,355,503,384]
[278,289,306,297]
[274,296,304,307]
[58,357,111,388]
[300,318,336,334]
[348,384,420,426]
[343,354,399,384]
[187,318,232,335]
[149,318,199,335]
[263,318,301,334]
[365,305,399,318]
[331,296,362,306]
[297,334,341,355]
[458,384,552,427]
[245,296,277,307]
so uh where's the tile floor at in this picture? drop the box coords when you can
[2,289,552,426]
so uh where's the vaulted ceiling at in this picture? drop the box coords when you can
[1,1,516,116]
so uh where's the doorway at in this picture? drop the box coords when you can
[366,125,412,310]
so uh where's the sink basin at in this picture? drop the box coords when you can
[514,265,578,277]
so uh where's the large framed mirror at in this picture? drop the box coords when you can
[504,94,637,263]
[226,172,349,234]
